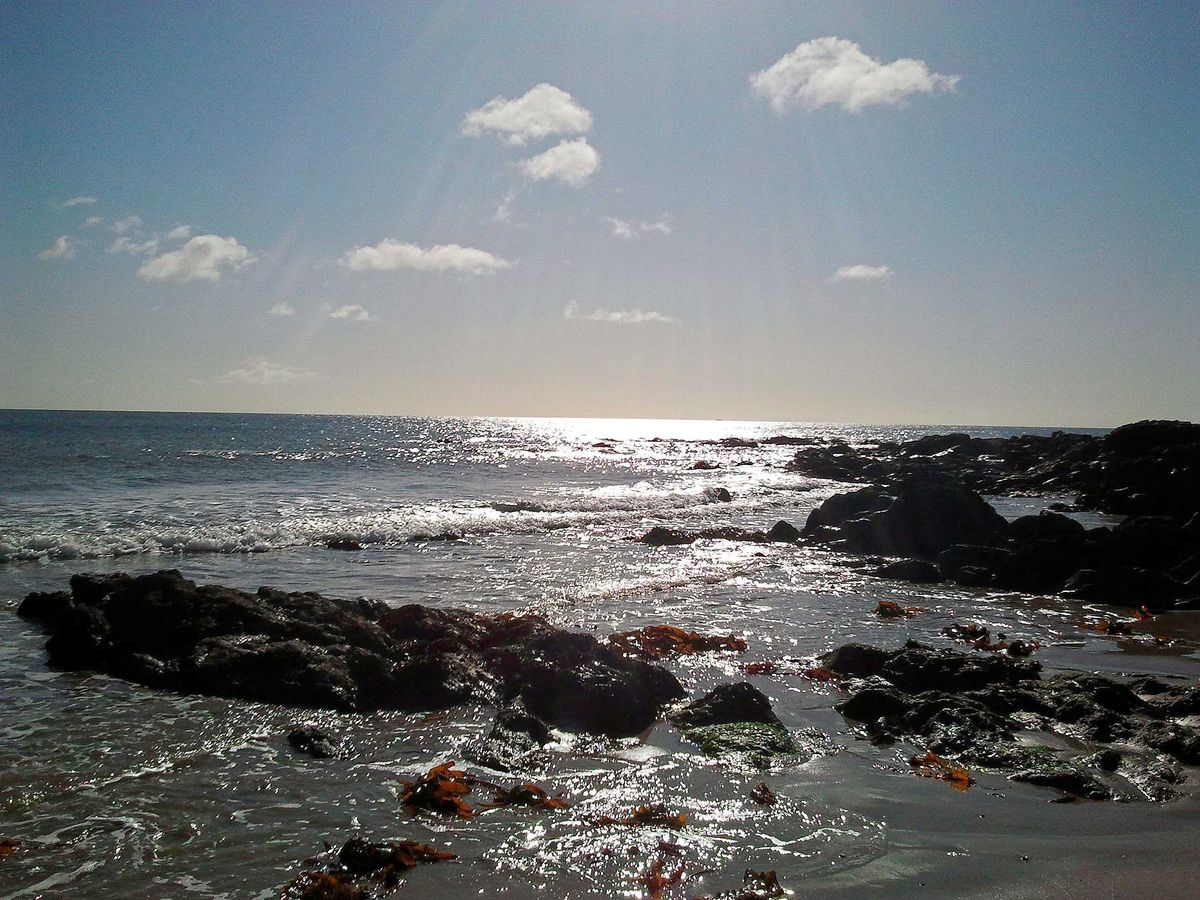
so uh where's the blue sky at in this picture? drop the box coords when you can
[2,1,1197,424]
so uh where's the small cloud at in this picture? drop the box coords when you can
[108,235,160,257]
[37,235,80,261]
[164,225,193,241]
[564,300,674,325]
[84,216,105,227]
[111,215,143,235]
[61,196,98,208]
[462,83,592,145]
[269,302,296,317]
[329,304,371,321]
[493,190,517,224]
[828,264,893,282]
[340,239,511,274]
[221,357,315,386]
[751,37,959,113]
[519,138,599,187]
[137,234,256,283]
[605,216,672,239]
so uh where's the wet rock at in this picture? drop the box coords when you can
[702,486,733,502]
[880,644,1039,693]
[1010,768,1112,800]
[672,682,783,730]
[937,544,1011,581]
[681,721,798,764]
[476,702,553,771]
[806,479,1008,560]
[1060,567,1190,609]
[819,643,894,678]
[637,526,768,546]
[692,460,720,470]
[766,520,801,542]
[326,538,363,551]
[16,591,73,627]
[1007,512,1087,542]
[873,558,944,584]
[288,725,337,758]
[990,539,1090,594]
[21,570,684,738]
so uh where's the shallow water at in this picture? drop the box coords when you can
[1,411,1198,898]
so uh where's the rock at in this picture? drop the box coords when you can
[1060,567,1190,609]
[672,682,783,730]
[802,486,892,535]
[476,702,553,771]
[16,591,73,626]
[326,538,363,551]
[681,721,798,763]
[1010,768,1112,800]
[702,486,733,502]
[639,526,695,547]
[23,570,684,738]
[288,725,337,758]
[880,645,1039,693]
[991,539,1090,594]
[873,558,944,584]
[1008,512,1086,542]
[902,433,974,456]
[819,643,894,678]
[692,461,720,470]
[937,544,1011,581]
[637,526,768,546]
[766,520,801,542]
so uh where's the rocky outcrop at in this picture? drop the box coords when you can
[788,420,1200,522]
[670,682,816,765]
[18,570,684,738]
[825,641,1200,800]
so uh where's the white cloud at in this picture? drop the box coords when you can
[519,138,599,187]
[164,225,193,241]
[751,37,959,113]
[61,196,98,207]
[111,215,143,234]
[137,234,256,283]
[462,83,592,145]
[269,302,296,317]
[221,357,315,386]
[37,235,79,261]
[84,216,105,227]
[329,304,372,321]
[605,216,672,239]
[829,264,893,282]
[108,235,160,257]
[340,239,511,274]
[564,300,674,325]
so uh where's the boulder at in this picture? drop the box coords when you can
[1060,567,1191,609]
[766,520,801,542]
[672,682,783,730]
[873,558,944,584]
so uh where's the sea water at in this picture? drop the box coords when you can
[2,410,1198,898]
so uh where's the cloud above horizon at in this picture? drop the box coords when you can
[519,138,599,187]
[751,37,959,113]
[606,216,672,239]
[340,239,511,274]
[37,236,79,261]
[221,357,315,386]
[61,196,98,208]
[829,263,893,282]
[329,304,371,321]
[269,302,295,317]
[564,300,674,325]
[137,234,256,283]
[462,83,592,145]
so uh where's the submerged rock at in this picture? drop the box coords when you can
[287,724,338,759]
[20,570,684,738]
[827,640,1200,800]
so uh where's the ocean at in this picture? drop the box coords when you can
[2,409,1197,898]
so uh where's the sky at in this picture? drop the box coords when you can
[1,1,1198,426]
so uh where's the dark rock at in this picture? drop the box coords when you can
[991,539,1090,594]
[881,645,1039,693]
[671,682,783,730]
[288,725,337,758]
[873,558,944,584]
[937,544,1011,580]
[23,571,684,738]
[16,591,73,626]
[1010,768,1112,800]
[476,702,553,771]
[1060,567,1189,609]
[326,538,363,551]
[819,643,895,678]
[702,486,733,502]
[691,460,720,470]
[766,520,801,542]
[802,486,892,535]
[1137,722,1200,764]
[1007,512,1087,542]
[902,433,973,456]
[640,526,695,547]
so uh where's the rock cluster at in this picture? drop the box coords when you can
[18,570,684,738]
[825,641,1199,799]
